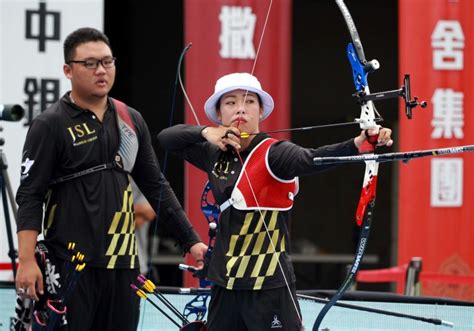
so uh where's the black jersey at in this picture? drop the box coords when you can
[16,94,200,268]
[158,124,358,290]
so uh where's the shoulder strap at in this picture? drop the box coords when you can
[111,98,139,173]
[111,98,136,133]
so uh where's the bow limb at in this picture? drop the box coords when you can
[312,116,380,330]
[176,43,201,126]
[138,44,208,330]
[174,46,214,323]
[313,1,379,329]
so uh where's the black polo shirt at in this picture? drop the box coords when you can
[16,94,199,268]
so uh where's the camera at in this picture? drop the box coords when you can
[0,104,25,121]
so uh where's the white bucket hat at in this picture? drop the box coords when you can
[204,73,274,124]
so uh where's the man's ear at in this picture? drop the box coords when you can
[63,64,72,79]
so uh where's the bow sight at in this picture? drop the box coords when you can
[352,73,427,120]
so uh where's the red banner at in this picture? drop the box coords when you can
[399,0,474,300]
[183,0,292,287]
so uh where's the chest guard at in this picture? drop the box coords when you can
[222,138,299,212]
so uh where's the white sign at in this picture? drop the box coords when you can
[431,20,465,70]
[431,88,464,139]
[219,6,256,59]
[0,0,103,281]
[431,158,463,207]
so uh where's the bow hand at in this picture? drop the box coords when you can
[15,258,43,301]
[355,126,393,154]
[179,263,210,283]
[188,242,208,269]
[180,242,209,284]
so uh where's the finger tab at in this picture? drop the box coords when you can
[364,130,379,145]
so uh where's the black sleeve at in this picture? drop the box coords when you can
[157,124,212,172]
[130,113,201,253]
[268,139,359,179]
[16,118,58,232]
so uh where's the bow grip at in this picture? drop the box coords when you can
[358,130,378,154]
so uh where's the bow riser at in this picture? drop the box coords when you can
[355,162,378,226]
[347,43,380,130]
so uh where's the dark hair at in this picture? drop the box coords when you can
[63,27,111,63]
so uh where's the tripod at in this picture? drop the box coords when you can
[1,149,18,279]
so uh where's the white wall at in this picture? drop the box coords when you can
[0,0,103,281]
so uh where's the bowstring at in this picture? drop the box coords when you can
[235,0,303,324]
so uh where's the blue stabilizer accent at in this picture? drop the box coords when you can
[347,43,367,92]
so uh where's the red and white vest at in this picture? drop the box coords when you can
[220,138,299,212]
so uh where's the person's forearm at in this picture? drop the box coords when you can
[160,206,201,254]
[17,230,39,262]
[158,124,207,151]
[269,139,358,178]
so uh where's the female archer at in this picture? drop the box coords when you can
[158,72,393,331]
